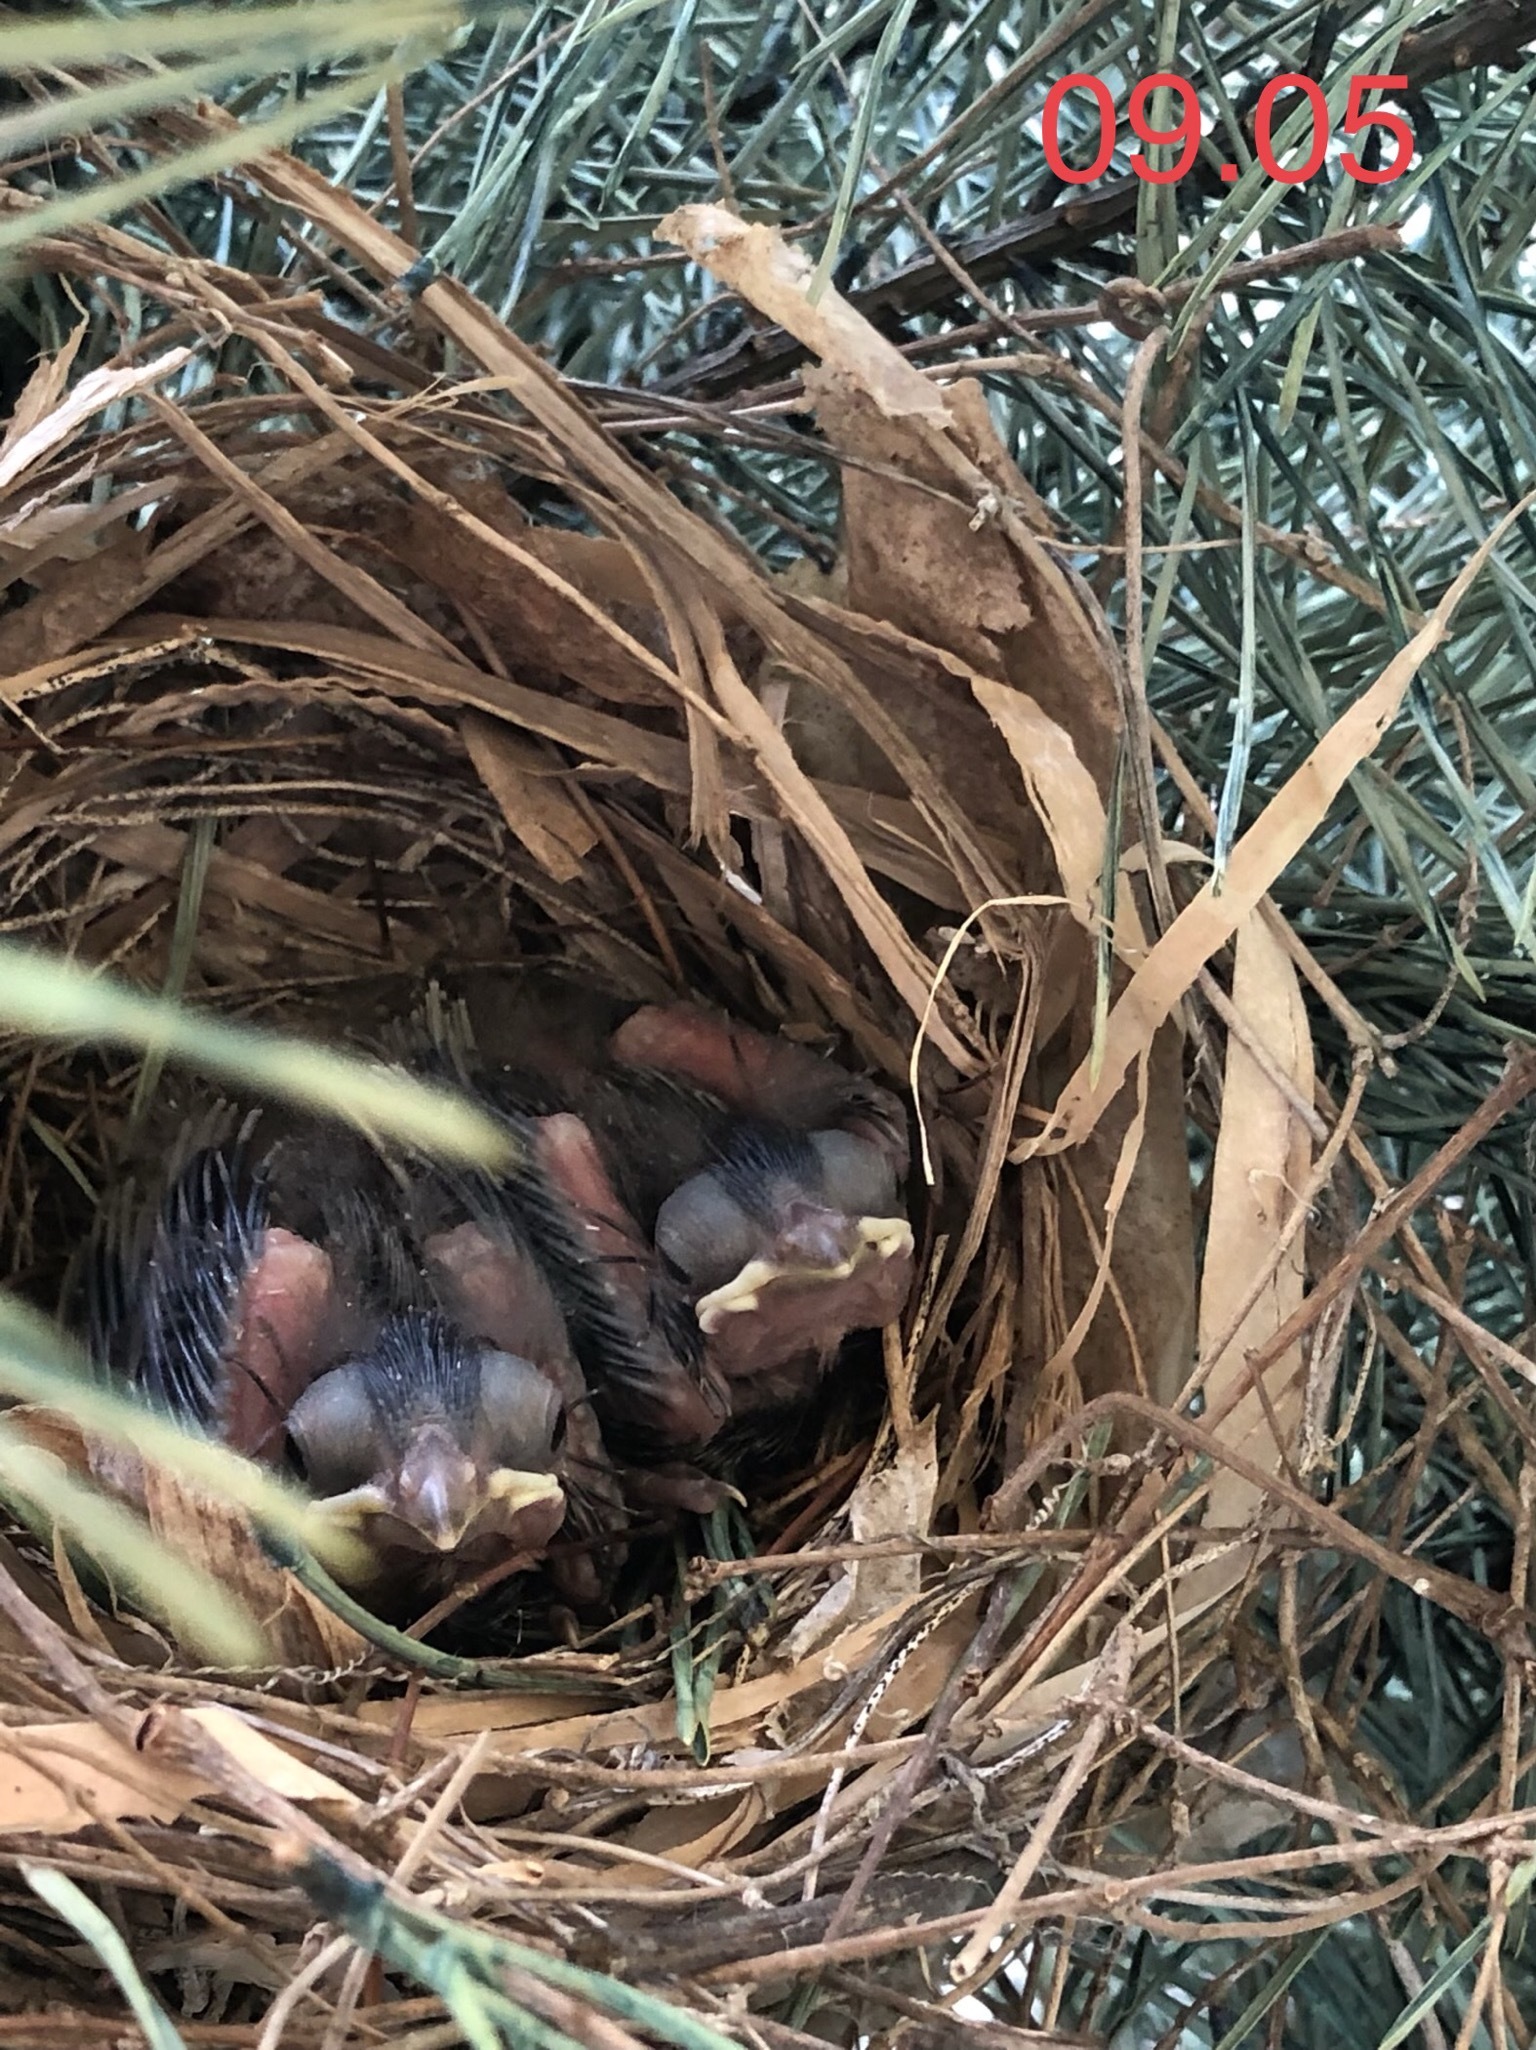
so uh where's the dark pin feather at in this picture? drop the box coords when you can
[394,995,718,1462]
[82,1134,269,1434]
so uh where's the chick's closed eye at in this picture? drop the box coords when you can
[653,1171,759,1292]
[475,1349,563,1468]
[284,1361,387,1496]
[808,1129,902,1218]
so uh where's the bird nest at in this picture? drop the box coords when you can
[0,115,1526,2050]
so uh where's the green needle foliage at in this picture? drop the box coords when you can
[294,1843,746,2050]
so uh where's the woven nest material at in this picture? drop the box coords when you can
[0,116,1527,2050]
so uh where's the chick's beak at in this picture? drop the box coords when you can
[487,1465,567,1526]
[696,1211,914,1332]
[393,1426,482,1551]
[389,1451,565,1552]
[860,1216,914,1261]
[301,1451,566,1589]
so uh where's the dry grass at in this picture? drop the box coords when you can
[0,105,1532,2050]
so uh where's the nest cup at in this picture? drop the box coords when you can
[0,168,1218,2043]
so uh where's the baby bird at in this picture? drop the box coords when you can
[487,998,916,1457]
[612,1005,914,1396]
[78,1112,594,1616]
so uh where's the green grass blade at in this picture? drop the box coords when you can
[0,943,515,1167]
[22,1864,188,2050]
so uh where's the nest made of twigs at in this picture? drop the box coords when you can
[1,118,1526,2050]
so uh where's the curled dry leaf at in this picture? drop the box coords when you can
[970,676,1148,964]
[139,1465,367,1670]
[787,1412,940,1659]
[4,1403,366,1670]
[657,205,952,427]
[1181,912,1313,1621]
[461,713,597,883]
[0,1703,357,1837]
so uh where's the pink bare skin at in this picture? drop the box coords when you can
[219,1227,344,1464]
[611,1005,908,1173]
[534,1113,730,1450]
[702,1252,916,1391]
